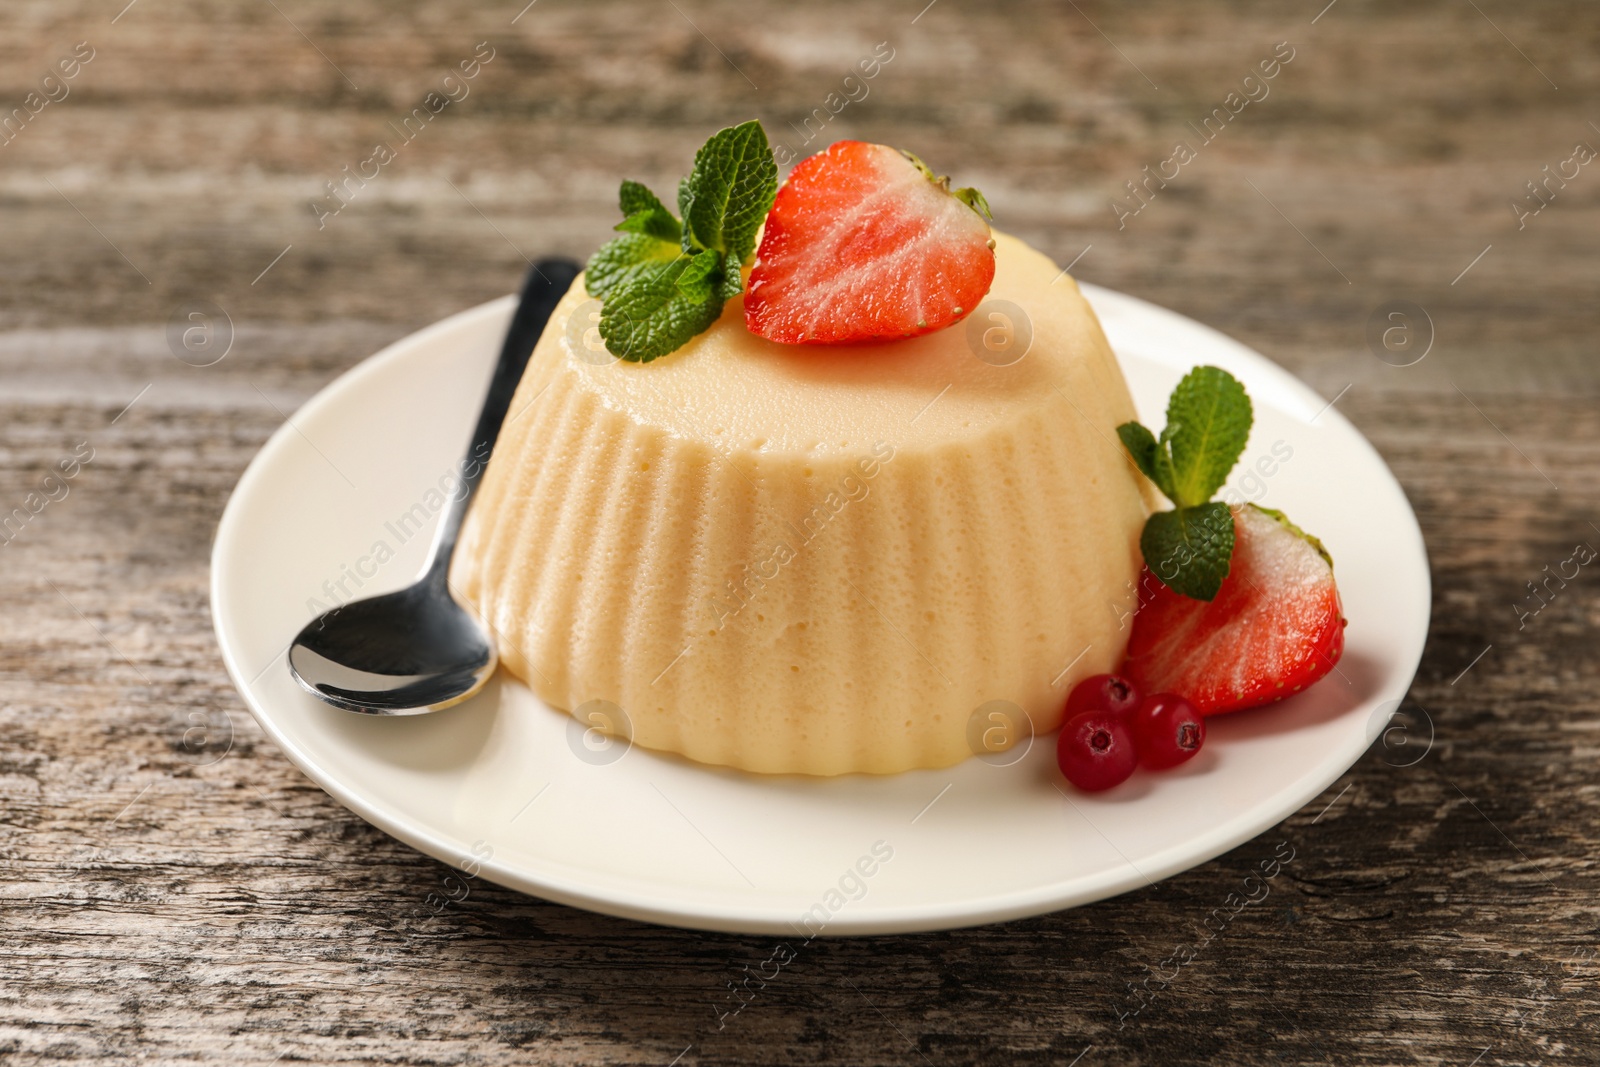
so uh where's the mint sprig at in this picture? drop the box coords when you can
[584,120,778,362]
[1118,366,1253,601]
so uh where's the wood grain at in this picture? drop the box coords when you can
[2,1,1597,1064]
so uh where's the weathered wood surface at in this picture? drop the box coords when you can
[2,0,1598,1063]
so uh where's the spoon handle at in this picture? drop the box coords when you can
[426,257,581,584]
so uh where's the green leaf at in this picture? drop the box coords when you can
[675,249,722,304]
[615,207,682,244]
[613,181,683,244]
[1140,502,1236,602]
[584,232,682,299]
[678,120,778,263]
[1116,420,1183,502]
[1117,422,1165,494]
[599,256,725,363]
[717,249,745,301]
[619,180,667,217]
[1164,365,1252,507]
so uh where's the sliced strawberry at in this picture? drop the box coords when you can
[1123,505,1347,716]
[744,140,996,345]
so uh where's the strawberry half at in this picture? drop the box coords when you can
[1123,505,1347,716]
[744,141,996,345]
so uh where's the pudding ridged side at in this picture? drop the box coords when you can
[455,354,1145,775]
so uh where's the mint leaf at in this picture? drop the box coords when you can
[616,207,682,244]
[1117,422,1166,497]
[1116,366,1250,509]
[1141,503,1235,602]
[619,180,667,217]
[1116,421,1182,503]
[599,256,724,363]
[585,232,683,299]
[675,249,722,303]
[678,120,778,264]
[1165,365,1252,507]
[613,182,682,242]
[716,250,746,302]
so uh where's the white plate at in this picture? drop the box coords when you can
[212,285,1430,936]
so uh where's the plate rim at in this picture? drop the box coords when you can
[211,285,1431,936]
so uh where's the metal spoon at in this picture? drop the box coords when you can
[288,258,579,715]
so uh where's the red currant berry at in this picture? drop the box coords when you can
[1057,710,1138,792]
[1064,673,1142,721]
[1132,693,1206,770]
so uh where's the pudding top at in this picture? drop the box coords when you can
[549,231,1122,455]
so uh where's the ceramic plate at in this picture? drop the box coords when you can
[211,284,1430,935]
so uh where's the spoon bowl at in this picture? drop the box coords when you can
[288,571,497,714]
[288,258,579,715]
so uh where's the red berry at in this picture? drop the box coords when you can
[1057,710,1138,792]
[1131,693,1206,770]
[1064,673,1141,722]
[744,140,996,345]
[1124,504,1346,716]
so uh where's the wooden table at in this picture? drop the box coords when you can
[3,1,1596,1063]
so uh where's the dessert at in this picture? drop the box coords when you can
[451,124,1150,775]
[449,121,1347,781]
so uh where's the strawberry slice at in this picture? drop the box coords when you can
[744,140,996,345]
[1123,505,1347,716]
